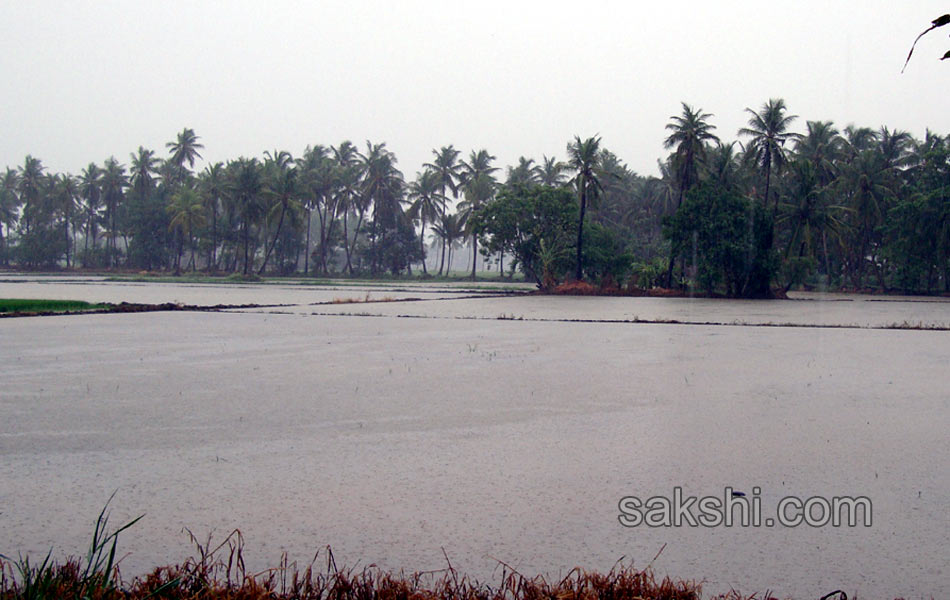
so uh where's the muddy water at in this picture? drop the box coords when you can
[0,278,947,599]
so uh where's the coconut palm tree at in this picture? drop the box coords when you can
[841,125,878,161]
[505,157,539,187]
[663,103,719,209]
[431,212,466,275]
[360,141,405,275]
[794,120,842,186]
[228,157,264,275]
[407,169,443,274]
[739,98,800,212]
[258,150,300,275]
[0,168,20,263]
[567,136,603,280]
[100,157,127,266]
[837,148,893,287]
[52,174,79,267]
[198,162,225,270]
[130,147,161,202]
[166,127,204,185]
[78,163,102,259]
[17,156,45,235]
[537,155,568,187]
[167,187,206,273]
[459,150,498,279]
[424,146,462,275]
[778,159,848,283]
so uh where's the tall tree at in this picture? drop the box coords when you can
[459,149,498,279]
[130,146,161,201]
[166,127,204,185]
[52,174,79,267]
[664,103,719,209]
[424,146,462,275]
[505,157,539,187]
[739,98,800,212]
[78,163,102,260]
[167,187,205,272]
[17,155,45,235]
[537,155,568,187]
[360,141,405,275]
[259,150,300,275]
[0,168,20,264]
[199,162,225,270]
[567,136,603,280]
[228,158,263,275]
[407,169,443,275]
[100,157,128,266]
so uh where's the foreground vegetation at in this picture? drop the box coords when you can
[0,513,852,600]
[0,298,105,314]
[3,97,950,297]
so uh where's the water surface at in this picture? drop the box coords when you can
[1,278,947,599]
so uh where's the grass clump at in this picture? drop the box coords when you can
[0,299,106,314]
[2,528,711,600]
[2,500,870,600]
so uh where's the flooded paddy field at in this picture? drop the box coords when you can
[1,276,948,599]
[0,274,523,306]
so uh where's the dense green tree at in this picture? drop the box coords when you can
[663,180,777,297]
[472,184,577,285]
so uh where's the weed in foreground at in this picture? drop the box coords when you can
[0,505,885,600]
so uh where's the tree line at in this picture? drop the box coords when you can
[1,99,949,296]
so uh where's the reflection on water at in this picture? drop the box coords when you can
[0,277,947,599]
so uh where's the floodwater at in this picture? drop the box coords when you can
[1,276,948,599]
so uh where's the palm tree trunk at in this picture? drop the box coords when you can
[210,201,218,271]
[304,207,312,275]
[471,234,477,280]
[420,218,428,275]
[64,213,70,268]
[370,216,378,276]
[348,209,365,275]
[175,231,184,275]
[439,188,447,276]
[575,188,587,280]
[324,200,341,274]
[243,219,250,275]
[343,209,353,275]
[259,204,287,275]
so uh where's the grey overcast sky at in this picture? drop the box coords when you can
[2,1,950,180]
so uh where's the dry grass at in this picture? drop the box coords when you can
[330,293,400,304]
[0,527,738,600]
